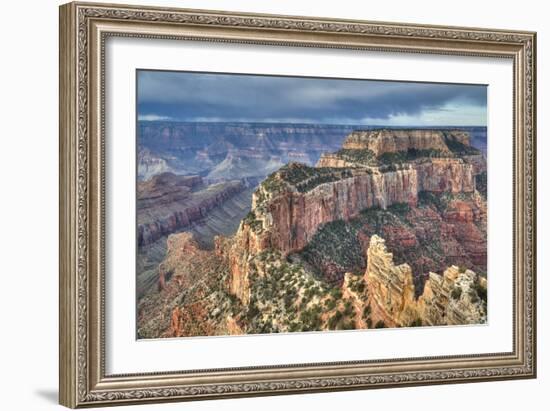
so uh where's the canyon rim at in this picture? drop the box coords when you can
[136,70,488,338]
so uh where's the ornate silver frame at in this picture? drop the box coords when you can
[59,2,536,408]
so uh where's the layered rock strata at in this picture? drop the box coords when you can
[243,160,474,255]
[341,129,470,156]
[137,172,246,246]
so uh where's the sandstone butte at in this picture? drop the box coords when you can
[217,128,487,326]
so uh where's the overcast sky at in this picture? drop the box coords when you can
[137,70,487,126]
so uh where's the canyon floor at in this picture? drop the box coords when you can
[136,125,488,338]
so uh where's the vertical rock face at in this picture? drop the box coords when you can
[415,159,475,193]
[342,129,469,156]
[364,235,418,327]
[365,235,487,327]
[256,169,419,255]
[228,156,475,263]
[215,226,258,306]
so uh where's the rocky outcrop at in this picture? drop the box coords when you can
[365,235,418,327]
[341,129,470,156]
[418,267,487,325]
[137,148,173,181]
[137,231,237,338]
[215,230,256,305]
[137,172,246,246]
[157,232,207,290]
[365,235,486,327]
[255,168,419,254]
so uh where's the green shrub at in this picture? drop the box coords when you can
[328,310,343,330]
[325,298,336,310]
[330,288,343,300]
[363,305,372,319]
[409,318,423,327]
[474,281,487,302]
[343,300,354,316]
[451,287,462,300]
[374,320,386,329]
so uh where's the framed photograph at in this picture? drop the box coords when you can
[59,2,537,408]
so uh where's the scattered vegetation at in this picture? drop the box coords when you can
[348,276,367,295]
[475,171,487,198]
[418,190,477,213]
[444,137,481,155]
[378,148,451,165]
[334,148,377,165]
[242,211,263,232]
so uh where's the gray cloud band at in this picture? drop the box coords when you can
[137,70,487,125]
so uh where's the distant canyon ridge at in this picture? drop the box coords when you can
[137,122,487,181]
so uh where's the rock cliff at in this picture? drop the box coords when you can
[249,165,419,255]
[341,129,470,156]
[244,159,474,254]
[137,148,172,181]
[137,172,246,246]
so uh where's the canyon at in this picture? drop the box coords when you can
[136,172,255,297]
[137,126,488,338]
[137,172,249,247]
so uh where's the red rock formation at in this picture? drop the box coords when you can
[259,169,419,255]
[229,158,475,256]
[219,129,485,306]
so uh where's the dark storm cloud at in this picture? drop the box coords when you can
[137,70,487,125]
